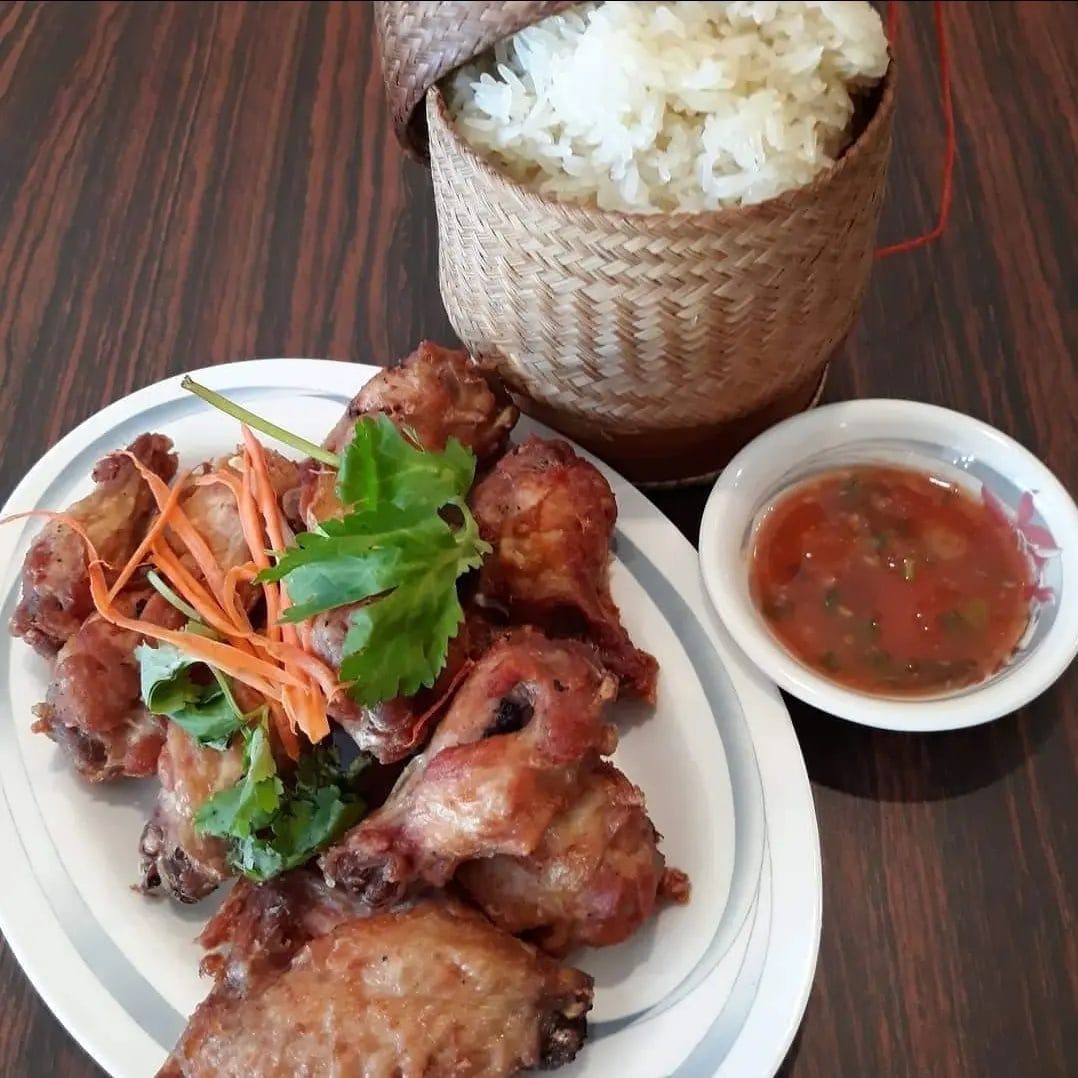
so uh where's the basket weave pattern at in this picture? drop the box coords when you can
[428,78,895,464]
[375,1,575,159]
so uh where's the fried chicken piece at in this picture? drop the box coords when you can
[457,761,690,957]
[10,433,177,656]
[159,896,593,1078]
[299,341,517,528]
[138,721,245,903]
[30,591,186,781]
[469,437,658,702]
[177,449,298,605]
[197,870,371,995]
[295,344,515,762]
[308,606,491,764]
[321,629,617,907]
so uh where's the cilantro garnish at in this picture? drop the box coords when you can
[195,721,368,882]
[183,377,490,709]
[136,638,246,749]
[258,416,489,706]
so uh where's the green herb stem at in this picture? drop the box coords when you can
[181,377,339,467]
[146,569,205,624]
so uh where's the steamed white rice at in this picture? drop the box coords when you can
[447,1,888,213]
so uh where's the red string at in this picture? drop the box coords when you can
[874,0,955,259]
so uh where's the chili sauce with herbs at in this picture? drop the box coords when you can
[750,465,1033,695]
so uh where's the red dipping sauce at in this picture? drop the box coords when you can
[750,465,1033,696]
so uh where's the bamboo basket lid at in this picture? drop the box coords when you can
[375,1,576,160]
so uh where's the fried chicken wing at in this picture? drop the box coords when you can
[469,437,658,702]
[295,345,515,760]
[197,870,371,995]
[457,761,690,956]
[177,449,298,603]
[308,606,493,764]
[159,896,593,1078]
[10,433,178,656]
[138,721,245,903]
[30,591,186,781]
[299,341,517,528]
[321,630,618,907]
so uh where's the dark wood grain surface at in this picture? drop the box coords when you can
[0,2,1075,1076]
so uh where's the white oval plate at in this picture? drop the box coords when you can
[0,360,816,1077]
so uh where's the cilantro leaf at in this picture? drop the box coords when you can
[195,721,282,839]
[340,556,464,704]
[231,785,365,880]
[135,640,245,749]
[257,411,489,709]
[337,414,475,513]
[195,731,369,883]
[168,687,246,750]
[259,509,450,622]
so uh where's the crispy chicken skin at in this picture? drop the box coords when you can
[321,629,618,907]
[469,437,659,702]
[10,433,178,656]
[308,607,493,764]
[30,591,186,781]
[197,871,372,995]
[178,449,298,605]
[299,340,518,528]
[139,722,245,903]
[159,894,593,1078]
[299,343,517,759]
[457,761,690,956]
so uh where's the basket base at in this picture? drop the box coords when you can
[514,362,829,489]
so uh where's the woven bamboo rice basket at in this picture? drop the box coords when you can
[376,1,896,485]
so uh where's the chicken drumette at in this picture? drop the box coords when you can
[321,629,618,907]
[299,342,518,763]
[30,590,185,781]
[469,437,659,702]
[299,340,517,528]
[138,722,245,903]
[159,873,593,1078]
[10,433,177,656]
[457,761,690,956]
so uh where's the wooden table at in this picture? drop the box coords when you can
[0,3,1074,1075]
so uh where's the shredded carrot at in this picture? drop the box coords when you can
[242,426,333,745]
[107,468,193,601]
[90,563,304,694]
[6,429,347,755]
[123,453,228,597]
[268,699,302,761]
[150,537,241,638]
[222,563,257,631]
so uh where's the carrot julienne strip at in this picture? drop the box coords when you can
[150,537,241,638]
[122,452,228,597]
[107,468,193,601]
[242,426,334,745]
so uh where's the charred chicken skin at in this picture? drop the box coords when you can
[469,437,659,702]
[457,761,690,956]
[321,629,618,907]
[159,886,593,1078]
[10,433,178,656]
